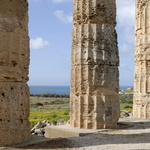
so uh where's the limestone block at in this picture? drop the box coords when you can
[0,82,30,145]
[0,0,28,32]
[0,0,29,82]
[71,65,119,95]
[70,94,119,129]
[133,100,150,119]
[0,126,30,146]
[72,24,119,66]
[133,0,150,118]
[45,124,100,138]
[73,0,116,25]
[0,0,30,145]
[71,0,119,129]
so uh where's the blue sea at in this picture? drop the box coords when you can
[29,85,133,95]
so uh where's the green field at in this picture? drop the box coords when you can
[30,93,133,128]
[119,93,133,113]
[30,96,70,128]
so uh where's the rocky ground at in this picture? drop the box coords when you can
[1,117,150,150]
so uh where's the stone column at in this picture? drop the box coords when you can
[70,0,119,129]
[133,0,150,118]
[0,0,30,145]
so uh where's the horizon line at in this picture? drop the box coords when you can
[28,85,133,87]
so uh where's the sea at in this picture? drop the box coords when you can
[29,85,133,95]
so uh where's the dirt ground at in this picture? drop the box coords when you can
[1,117,150,150]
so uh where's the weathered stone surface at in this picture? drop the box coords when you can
[133,0,150,118]
[70,0,119,129]
[72,24,119,66]
[45,124,101,138]
[0,0,29,82]
[0,82,30,145]
[0,0,30,145]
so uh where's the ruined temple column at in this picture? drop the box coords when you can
[0,0,30,145]
[70,0,119,129]
[133,0,150,118]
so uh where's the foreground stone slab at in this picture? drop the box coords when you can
[133,0,150,118]
[70,0,119,129]
[45,124,108,138]
[2,118,150,150]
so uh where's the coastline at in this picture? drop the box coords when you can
[29,85,133,95]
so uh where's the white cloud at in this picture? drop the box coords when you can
[52,0,72,3]
[31,0,72,3]
[30,37,50,50]
[116,0,135,56]
[120,44,130,53]
[119,63,132,71]
[119,43,134,54]
[120,63,127,69]
[124,27,135,44]
[117,0,135,86]
[54,10,72,23]
[116,0,135,44]
[116,0,135,27]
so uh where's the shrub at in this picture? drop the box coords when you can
[52,114,57,118]
[44,102,49,105]
[35,102,43,106]
[31,102,43,108]
[124,105,132,109]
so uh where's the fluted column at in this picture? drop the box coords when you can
[0,0,30,145]
[133,0,150,118]
[70,0,119,129]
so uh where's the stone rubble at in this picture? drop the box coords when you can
[120,112,131,118]
[31,120,68,136]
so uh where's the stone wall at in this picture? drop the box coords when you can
[133,0,150,118]
[0,0,30,145]
[70,0,120,129]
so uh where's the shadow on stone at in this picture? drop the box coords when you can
[4,118,150,149]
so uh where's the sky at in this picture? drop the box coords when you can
[28,0,135,86]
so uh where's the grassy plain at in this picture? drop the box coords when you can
[30,96,70,128]
[119,92,133,113]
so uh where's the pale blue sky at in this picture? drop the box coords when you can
[28,0,135,86]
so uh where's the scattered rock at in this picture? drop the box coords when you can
[120,112,130,118]
[31,119,69,136]
[34,128,45,136]
[57,119,66,125]
[31,120,51,136]
[67,120,70,124]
